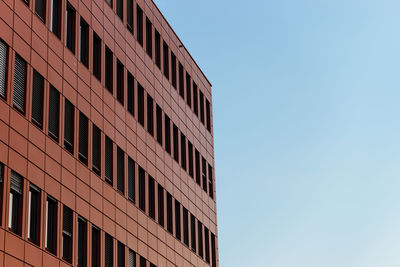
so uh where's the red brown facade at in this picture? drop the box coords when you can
[0,0,218,265]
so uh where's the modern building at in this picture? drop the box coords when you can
[0,0,218,265]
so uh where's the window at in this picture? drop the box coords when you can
[31,70,44,128]
[117,60,124,104]
[105,46,113,93]
[156,105,162,145]
[93,32,101,80]
[105,233,113,267]
[62,205,73,263]
[198,221,203,258]
[171,52,176,89]
[148,176,155,219]
[92,226,101,267]
[79,112,89,164]
[158,185,164,227]
[28,184,41,245]
[186,72,191,107]
[80,18,89,67]
[181,134,186,171]
[48,85,60,140]
[146,18,152,57]
[46,196,57,254]
[64,99,75,153]
[175,200,181,240]
[138,167,145,211]
[202,157,207,192]
[77,217,87,267]
[35,0,46,21]
[66,3,76,53]
[204,227,210,263]
[0,163,3,223]
[136,5,143,46]
[163,41,169,79]
[117,146,124,194]
[155,30,160,68]
[127,0,133,32]
[188,142,193,178]
[211,233,216,267]
[166,192,173,234]
[206,99,211,131]
[195,149,200,185]
[128,156,135,202]
[190,214,196,252]
[147,94,153,135]
[105,136,113,185]
[13,54,27,114]
[140,256,146,267]
[178,63,184,98]
[164,115,171,154]
[200,91,205,124]
[0,40,7,99]
[150,263,156,267]
[116,0,123,20]
[208,164,214,199]
[128,249,136,267]
[51,0,61,38]
[117,241,125,267]
[173,124,179,162]
[127,72,134,115]
[92,124,101,174]
[193,82,198,116]
[137,82,144,126]
[9,171,23,235]
[182,207,189,246]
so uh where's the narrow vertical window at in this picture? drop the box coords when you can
[171,52,176,89]
[147,94,153,135]
[166,192,173,234]
[158,184,164,227]
[188,142,194,178]
[164,115,171,154]
[156,105,162,145]
[128,249,136,267]
[186,72,191,107]
[35,0,46,21]
[105,233,114,267]
[105,46,113,93]
[155,30,161,68]
[198,221,203,258]
[64,99,75,153]
[178,63,184,98]
[46,196,57,254]
[208,164,214,199]
[117,146,125,194]
[138,166,145,212]
[66,3,76,53]
[127,72,134,116]
[0,40,7,99]
[127,0,133,32]
[77,217,87,267]
[93,32,102,80]
[195,149,200,185]
[173,124,179,162]
[117,60,124,104]
[9,171,23,235]
[105,136,113,185]
[163,41,169,79]
[13,54,27,114]
[204,227,210,263]
[117,241,125,267]
[202,157,207,192]
[200,90,205,124]
[28,184,41,245]
[137,82,144,126]
[193,82,198,116]
[80,18,89,67]
[146,18,152,57]
[140,256,146,267]
[78,112,89,165]
[211,233,216,267]
[92,124,101,175]
[48,85,60,140]
[62,205,73,263]
[182,207,189,246]
[148,176,155,219]
[206,99,211,132]
[51,0,61,38]
[31,70,44,128]
[128,157,135,202]
[181,133,186,171]
[0,163,3,223]
[175,200,181,240]
[92,226,101,267]
[116,0,123,20]
[190,214,196,252]
[136,5,143,46]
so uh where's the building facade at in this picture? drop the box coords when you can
[0,0,218,265]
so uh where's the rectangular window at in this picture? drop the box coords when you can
[198,221,203,258]
[182,207,189,246]
[188,142,193,178]
[173,124,179,162]
[186,72,191,107]
[46,196,57,254]
[202,157,207,192]
[136,5,143,46]
[163,41,169,79]
[116,0,123,20]
[195,149,200,185]
[138,166,145,212]
[147,94,153,135]
[128,249,136,267]
[117,146,124,194]
[117,241,125,267]
[128,156,135,202]
[13,54,26,113]
[64,99,75,153]
[171,52,176,89]
[0,40,7,99]
[178,63,184,98]
[0,163,3,223]
[105,136,113,185]
[181,133,186,171]
[105,46,113,93]
[208,164,214,199]
[93,32,102,80]
[92,226,101,267]
[48,85,60,140]
[155,30,161,68]
[193,82,198,116]
[148,175,155,219]
[164,115,171,154]
[92,124,101,175]
[51,0,61,38]
[28,184,41,245]
[35,0,46,22]
[146,18,152,58]
[140,256,146,267]
[211,233,216,267]
[31,70,44,128]
[158,184,164,227]
[66,3,76,53]
[127,0,133,32]
[137,82,144,126]
[200,91,205,124]
[127,72,134,115]
[204,227,210,263]
[105,233,114,267]
[79,112,89,165]
[117,60,124,104]
[190,214,196,252]
[77,217,87,267]
[62,205,73,263]
[175,200,181,240]
[80,18,89,67]
[9,171,23,236]
[166,192,173,234]
[156,105,162,145]
[206,99,211,131]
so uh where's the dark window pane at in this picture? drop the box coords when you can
[190,214,196,252]
[66,3,76,53]
[117,146,125,194]
[93,32,102,80]
[181,134,186,171]
[195,149,200,185]
[183,207,189,246]
[80,18,89,67]
[156,105,162,145]
[117,60,124,104]
[105,233,114,267]
[204,227,210,263]
[164,115,171,154]
[206,99,211,131]
[62,205,73,263]
[155,30,160,68]
[48,85,60,140]
[173,124,179,162]
[105,136,113,185]
[128,249,136,267]
[128,157,135,202]
[136,5,143,46]
[78,217,87,267]
[208,164,214,199]
[148,176,155,219]
[116,0,123,20]
[127,72,134,115]
[92,124,101,174]
[188,142,193,178]
[46,196,57,254]
[211,233,216,267]
[64,99,75,153]
[137,82,144,126]
[0,40,7,99]
[158,184,164,227]
[51,0,62,38]
[78,112,88,164]
[163,41,169,79]
[186,72,191,107]
[28,184,41,245]
[198,221,203,258]
[35,0,46,22]
[140,256,146,267]
[200,90,205,124]
[138,167,145,211]
[105,46,113,93]
[171,53,176,89]
[117,241,125,267]
[92,226,101,267]
[13,54,26,113]
[127,0,133,32]
[178,63,184,98]
[202,157,207,192]
[9,171,23,235]
[146,18,152,57]
[31,70,44,128]
[147,94,153,135]
[166,193,173,234]
[175,200,181,240]
[193,82,198,116]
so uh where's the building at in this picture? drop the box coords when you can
[0,0,218,265]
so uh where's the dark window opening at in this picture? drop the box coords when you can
[77,217,87,267]
[64,99,75,153]
[175,200,181,240]
[35,0,46,22]
[105,233,114,267]
[51,0,61,38]
[202,157,207,192]
[173,124,179,162]
[137,83,144,126]
[190,214,196,252]
[146,18,152,58]
[0,163,3,223]
[9,171,23,235]
[171,52,176,89]
[156,105,162,145]
[195,149,200,185]
[164,115,171,154]
[166,193,173,234]
[46,196,58,254]
[117,60,124,104]
[127,72,134,116]
[80,18,89,67]
[163,41,169,79]
[78,112,89,165]
[116,0,123,20]
[92,226,101,267]
[200,91,205,124]
[205,227,210,263]
[206,99,211,131]
[186,72,191,107]
[183,207,189,246]
[117,146,125,194]
[0,40,7,99]
[211,233,216,267]
[105,136,113,185]
[188,142,194,178]
[178,63,184,98]
[181,134,186,171]
[208,164,214,199]
[128,157,135,202]
[155,30,160,68]
[105,46,113,93]
[136,5,143,46]
[28,184,41,245]
[66,3,76,53]
[198,221,203,258]
[140,256,146,267]
[128,249,136,267]
[193,82,198,116]
[48,85,60,140]
[93,32,102,80]
[147,94,154,135]
[31,70,44,128]
[117,241,125,267]
[138,167,145,212]
[13,54,27,114]
[92,124,101,175]
[158,185,164,227]
[148,176,155,219]
[127,0,133,32]
[62,205,73,263]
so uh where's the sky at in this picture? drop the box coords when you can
[154,1,400,266]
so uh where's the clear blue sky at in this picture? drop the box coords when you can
[155,1,400,266]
